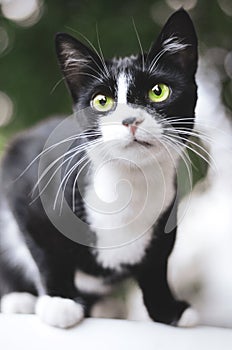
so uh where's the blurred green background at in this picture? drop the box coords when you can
[0,0,231,154]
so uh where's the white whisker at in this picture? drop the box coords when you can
[66,26,110,81]
[95,24,111,79]
[162,134,194,186]
[54,139,103,212]
[137,126,193,185]
[31,139,100,203]
[165,127,213,143]
[132,18,145,72]
[164,133,214,170]
[15,131,101,182]
[71,143,106,211]
[65,71,105,84]
[59,154,91,214]
[148,37,188,73]
[168,133,217,172]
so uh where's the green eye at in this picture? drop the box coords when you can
[91,94,114,112]
[148,84,170,103]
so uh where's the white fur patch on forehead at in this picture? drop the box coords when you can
[117,73,129,104]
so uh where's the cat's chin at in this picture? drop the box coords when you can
[111,140,167,167]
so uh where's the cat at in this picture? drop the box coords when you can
[0,9,198,328]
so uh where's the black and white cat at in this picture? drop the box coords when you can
[0,9,198,328]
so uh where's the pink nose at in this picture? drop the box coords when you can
[122,117,143,135]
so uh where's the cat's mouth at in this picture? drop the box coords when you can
[133,138,152,147]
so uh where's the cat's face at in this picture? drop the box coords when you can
[56,9,198,166]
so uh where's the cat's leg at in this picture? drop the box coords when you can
[36,261,121,327]
[33,259,86,328]
[0,202,38,314]
[0,247,38,314]
[136,262,198,327]
[0,218,98,328]
[135,230,198,327]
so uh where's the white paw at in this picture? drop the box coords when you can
[177,307,199,327]
[1,292,37,314]
[35,295,84,328]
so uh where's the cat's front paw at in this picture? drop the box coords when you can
[177,307,199,327]
[35,295,84,328]
[166,301,199,327]
[1,292,37,314]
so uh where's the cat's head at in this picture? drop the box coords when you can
[55,9,198,166]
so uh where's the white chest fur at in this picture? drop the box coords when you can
[85,158,176,271]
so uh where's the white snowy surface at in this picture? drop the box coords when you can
[0,315,232,350]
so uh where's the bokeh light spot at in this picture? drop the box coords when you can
[1,0,43,27]
[0,91,14,127]
[218,0,232,16]
[205,47,228,66]
[224,51,232,79]
[166,0,198,10]
[150,1,170,26]
[0,27,9,55]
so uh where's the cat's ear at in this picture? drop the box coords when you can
[148,9,198,75]
[55,33,101,102]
